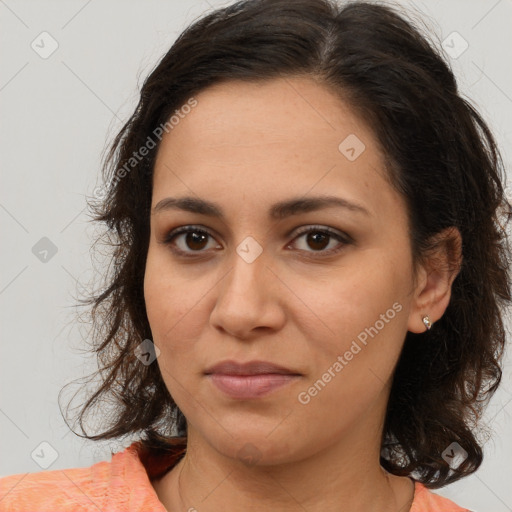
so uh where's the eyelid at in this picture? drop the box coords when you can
[161,224,220,248]
[290,224,353,244]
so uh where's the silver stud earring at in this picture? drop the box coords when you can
[422,315,432,331]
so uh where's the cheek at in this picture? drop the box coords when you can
[144,245,200,333]
[144,269,215,429]
[143,268,195,406]
[303,252,409,341]
[293,266,408,423]
[144,253,185,354]
[293,251,412,406]
[143,251,214,382]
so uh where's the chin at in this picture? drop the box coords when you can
[198,427,303,467]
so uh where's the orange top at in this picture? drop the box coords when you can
[0,441,469,511]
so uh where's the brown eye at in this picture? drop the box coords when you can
[162,224,351,259]
[183,231,209,250]
[305,231,330,251]
[163,226,220,256]
[290,226,352,255]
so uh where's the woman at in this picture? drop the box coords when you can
[1,0,510,510]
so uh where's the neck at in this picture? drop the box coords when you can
[152,412,414,512]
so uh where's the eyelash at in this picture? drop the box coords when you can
[161,224,352,259]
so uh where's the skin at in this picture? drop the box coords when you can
[144,76,462,512]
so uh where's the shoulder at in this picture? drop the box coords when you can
[0,442,166,512]
[411,481,472,512]
[0,462,107,512]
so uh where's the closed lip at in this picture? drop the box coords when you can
[204,360,302,376]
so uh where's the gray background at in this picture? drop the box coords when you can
[1,1,511,511]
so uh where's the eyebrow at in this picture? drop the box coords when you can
[152,195,371,219]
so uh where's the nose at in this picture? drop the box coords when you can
[209,244,286,340]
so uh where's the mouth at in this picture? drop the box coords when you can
[204,360,301,376]
[204,360,302,399]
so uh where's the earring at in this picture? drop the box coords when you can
[422,315,432,331]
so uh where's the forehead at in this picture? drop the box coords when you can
[152,76,399,220]
[160,76,374,153]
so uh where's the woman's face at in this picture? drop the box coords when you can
[144,76,426,465]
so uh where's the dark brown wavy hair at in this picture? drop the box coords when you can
[60,0,512,488]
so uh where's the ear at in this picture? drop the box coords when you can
[407,226,463,333]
